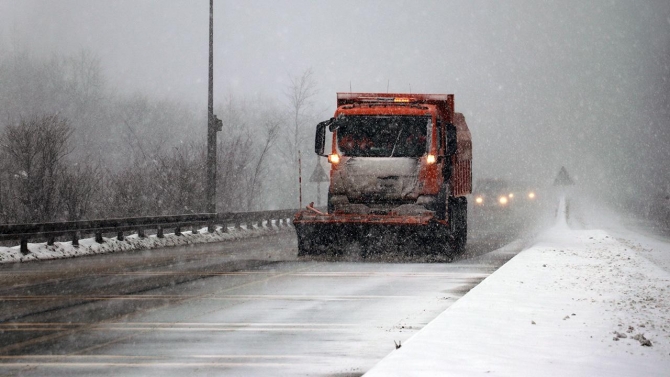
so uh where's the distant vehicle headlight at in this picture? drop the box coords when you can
[499,196,508,205]
[528,192,536,199]
[508,193,514,198]
[475,196,483,204]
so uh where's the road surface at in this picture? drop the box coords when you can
[0,208,538,376]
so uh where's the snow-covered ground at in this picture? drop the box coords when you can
[365,197,670,376]
[0,221,293,264]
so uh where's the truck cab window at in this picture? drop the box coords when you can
[336,116,430,158]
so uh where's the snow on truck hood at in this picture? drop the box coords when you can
[332,157,420,201]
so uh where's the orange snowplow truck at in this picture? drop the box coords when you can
[294,93,472,257]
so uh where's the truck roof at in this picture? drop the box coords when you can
[337,92,454,123]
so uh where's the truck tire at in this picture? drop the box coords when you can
[449,196,467,254]
[430,236,451,258]
[296,226,318,256]
[435,184,448,220]
[296,230,310,256]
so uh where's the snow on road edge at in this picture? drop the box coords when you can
[365,198,670,376]
[0,222,294,264]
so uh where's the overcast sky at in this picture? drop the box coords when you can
[1,0,669,196]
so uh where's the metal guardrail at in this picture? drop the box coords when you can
[0,209,298,255]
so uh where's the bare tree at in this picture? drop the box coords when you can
[60,160,101,221]
[153,143,206,214]
[0,150,19,223]
[287,68,318,155]
[0,115,73,222]
[217,131,254,212]
[246,111,282,210]
[0,51,325,220]
[282,68,318,206]
[105,167,151,217]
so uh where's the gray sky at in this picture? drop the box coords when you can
[2,0,669,196]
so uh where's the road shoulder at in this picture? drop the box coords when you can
[365,200,670,376]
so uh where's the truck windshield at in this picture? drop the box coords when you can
[336,116,430,157]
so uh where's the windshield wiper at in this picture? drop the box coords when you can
[390,129,403,157]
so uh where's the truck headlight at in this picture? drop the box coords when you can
[528,192,536,199]
[499,196,508,205]
[328,154,340,164]
[426,154,436,164]
[475,196,483,204]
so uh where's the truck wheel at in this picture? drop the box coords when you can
[296,227,311,256]
[435,184,448,220]
[449,197,467,254]
[431,237,450,257]
[297,236,308,256]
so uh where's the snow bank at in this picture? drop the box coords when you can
[0,222,293,264]
[569,196,670,274]
[365,199,670,376]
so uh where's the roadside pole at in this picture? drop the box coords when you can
[206,0,222,231]
[298,150,303,209]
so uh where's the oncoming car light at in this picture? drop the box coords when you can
[328,154,340,164]
[499,196,508,205]
[475,196,483,204]
[528,192,536,199]
[508,193,514,198]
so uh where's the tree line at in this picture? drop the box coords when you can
[0,50,320,224]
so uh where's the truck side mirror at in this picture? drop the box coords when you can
[315,119,332,156]
[446,124,457,156]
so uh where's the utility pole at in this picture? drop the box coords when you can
[206,0,221,215]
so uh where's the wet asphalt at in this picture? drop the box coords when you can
[0,206,541,376]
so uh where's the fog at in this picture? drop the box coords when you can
[1,0,669,210]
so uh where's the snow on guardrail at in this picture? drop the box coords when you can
[0,221,293,264]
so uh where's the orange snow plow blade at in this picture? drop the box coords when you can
[293,203,453,257]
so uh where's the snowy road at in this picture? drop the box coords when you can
[0,210,534,376]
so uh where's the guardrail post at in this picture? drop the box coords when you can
[235,221,242,230]
[208,223,215,233]
[220,222,228,233]
[95,232,104,244]
[175,226,182,236]
[157,226,164,238]
[20,238,29,255]
[192,225,199,235]
[117,231,124,241]
[72,231,80,247]
[246,221,254,230]
[47,236,55,246]
[138,228,146,238]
